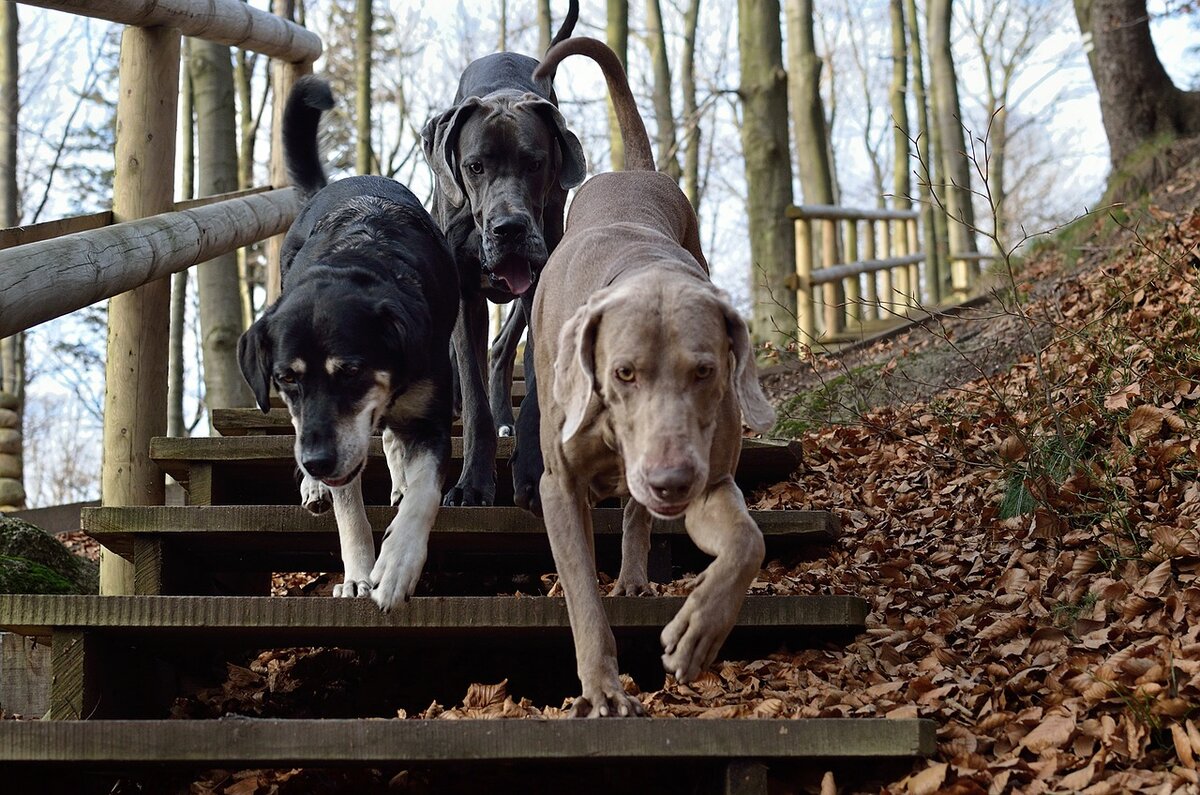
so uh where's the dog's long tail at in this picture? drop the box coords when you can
[533,38,654,172]
[282,75,334,202]
[547,0,579,50]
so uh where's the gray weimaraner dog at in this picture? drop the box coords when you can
[531,38,776,718]
[422,0,584,514]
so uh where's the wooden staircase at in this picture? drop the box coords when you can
[0,400,934,792]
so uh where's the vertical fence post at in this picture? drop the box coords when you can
[892,216,911,314]
[863,219,878,320]
[99,25,181,595]
[906,216,921,307]
[794,218,814,343]
[879,220,894,317]
[820,218,840,338]
[842,218,859,328]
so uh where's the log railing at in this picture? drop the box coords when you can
[3,0,320,594]
[788,204,987,343]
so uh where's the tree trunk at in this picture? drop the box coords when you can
[1074,0,1200,172]
[606,0,629,171]
[739,0,796,350]
[355,0,373,174]
[537,0,551,54]
[646,0,681,180]
[889,0,910,209]
[190,38,253,419]
[989,105,1008,247]
[903,0,943,302]
[498,0,508,51]
[0,2,23,510]
[784,0,834,205]
[169,38,194,439]
[928,0,978,266]
[681,0,701,210]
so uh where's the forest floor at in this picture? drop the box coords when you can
[38,153,1200,794]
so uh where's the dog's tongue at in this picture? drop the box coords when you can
[492,260,533,296]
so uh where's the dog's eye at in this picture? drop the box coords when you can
[614,366,636,383]
[277,371,297,386]
[526,159,543,173]
[695,363,714,380]
[466,161,484,176]
[341,364,361,378]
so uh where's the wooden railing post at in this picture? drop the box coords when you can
[879,220,893,317]
[906,217,921,307]
[820,218,840,337]
[863,220,878,320]
[842,218,860,327]
[99,24,181,596]
[892,218,911,314]
[794,218,814,342]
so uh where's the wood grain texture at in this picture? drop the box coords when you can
[0,595,867,638]
[20,0,322,61]
[82,505,837,558]
[0,718,935,762]
[0,189,298,337]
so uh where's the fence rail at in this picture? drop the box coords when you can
[790,204,988,343]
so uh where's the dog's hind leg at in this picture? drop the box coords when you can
[371,439,446,611]
[330,475,377,598]
[299,472,332,515]
[488,303,524,437]
[611,499,653,596]
[660,478,765,683]
[382,427,407,506]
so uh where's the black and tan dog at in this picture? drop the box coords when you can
[239,76,459,611]
[422,0,584,513]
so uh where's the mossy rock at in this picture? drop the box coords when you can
[0,516,98,594]
[0,555,77,594]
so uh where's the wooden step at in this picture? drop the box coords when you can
[0,594,866,719]
[0,718,935,764]
[212,406,511,436]
[83,505,837,595]
[150,436,799,506]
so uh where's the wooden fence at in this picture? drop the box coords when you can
[0,0,320,594]
[788,204,987,343]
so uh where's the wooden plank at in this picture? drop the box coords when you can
[788,204,920,222]
[0,632,49,718]
[48,629,90,720]
[0,595,867,641]
[0,188,298,337]
[212,407,493,436]
[0,718,935,763]
[172,185,271,212]
[810,254,926,287]
[19,0,322,62]
[131,538,164,596]
[83,505,836,559]
[0,211,112,250]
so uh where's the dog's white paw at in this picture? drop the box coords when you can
[332,579,372,598]
[497,424,515,438]
[300,476,332,515]
[660,599,737,683]
[369,541,427,612]
[610,574,654,596]
[571,678,645,718]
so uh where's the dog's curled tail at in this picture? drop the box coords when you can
[282,75,335,202]
[533,38,654,172]
[547,0,579,51]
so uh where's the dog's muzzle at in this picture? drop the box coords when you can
[482,216,546,296]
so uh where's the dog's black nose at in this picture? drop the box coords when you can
[490,216,527,241]
[302,452,337,479]
[647,466,694,503]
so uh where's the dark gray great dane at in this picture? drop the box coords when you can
[422,0,584,514]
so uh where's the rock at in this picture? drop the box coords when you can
[0,556,76,594]
[0,516,98,594]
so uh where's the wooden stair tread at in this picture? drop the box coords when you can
[0,594,866,640]
[83,505,837,558]
[212,407,494,436]
[0,718,935,763]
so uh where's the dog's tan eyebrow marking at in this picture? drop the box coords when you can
[325,357,342,375]
[289,359,306,374]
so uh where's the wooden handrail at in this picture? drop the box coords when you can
[18,0,322,62]
[0,188,298,337]
[810,254,925,286]
[788,204,921,222]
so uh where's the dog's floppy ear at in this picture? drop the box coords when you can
[377,295,432,378]
[714,291,775,432]
[421,98,484,208]
[518,95,587,191]
[553,290,618,444]
[238,317,274,414]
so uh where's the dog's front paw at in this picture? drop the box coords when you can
[332,579,372,598]
[570,679,645,718]
[660,600,738,683]
[442,479,495,507]
[369,543,427,612]
[300,476,332,515]
[610,576,654,597]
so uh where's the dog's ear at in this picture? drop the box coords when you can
[238,317,274,414]
[714,291,776,432]
[553,292,613,444]
[377,296,432,378]
[519,95,587,191]
[421,98,484,208]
